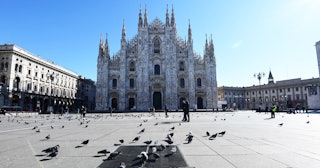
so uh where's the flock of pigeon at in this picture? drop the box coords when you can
[0,111,313,167]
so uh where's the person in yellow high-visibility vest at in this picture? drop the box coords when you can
[271,104,277,118]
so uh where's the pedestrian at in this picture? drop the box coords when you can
[164,105,168,118]
[271,104,276,118]
[109,106,113,117]
[182,100,190,122]
[81,106,86,118]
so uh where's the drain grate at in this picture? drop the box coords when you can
[97,145,189,168]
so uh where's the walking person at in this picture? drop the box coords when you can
[182,100,190,122]
[164,105,168,118]
[81,106,86,119]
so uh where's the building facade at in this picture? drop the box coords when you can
[76,76,96,111]
[218,71,320,110]
[0,44,89,113]
[96,7,218,111]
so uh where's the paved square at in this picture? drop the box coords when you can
[0,111,320,168]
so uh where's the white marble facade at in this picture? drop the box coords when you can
[96,7,217,111]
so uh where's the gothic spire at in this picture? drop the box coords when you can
[166,4,170,27]
[268,70,274,84]
[205,34,208,52]
[122,20,126,42]
[210,34,214,53]
[188,19,192,43]
[171,5,176,27]
[105,33,110,58]
[98,34,105,57]
[138,5,143,27]
[144,5,148,27]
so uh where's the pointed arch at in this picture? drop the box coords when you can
[153,36,161,54]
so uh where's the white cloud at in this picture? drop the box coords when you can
[232,40,243,49]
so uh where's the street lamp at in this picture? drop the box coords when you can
[48,73,54,114]
[254,72,265,111]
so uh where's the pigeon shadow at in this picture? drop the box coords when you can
[35,154,46,157]
[40,158,52,162]
[160,121,181,124]
[92,155,105,158]
[114,143,121,146]
[75,145,83,148]
[264,117,274,120]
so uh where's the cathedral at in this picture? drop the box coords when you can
[96,6,217,111]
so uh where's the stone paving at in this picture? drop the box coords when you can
[0,110,320,168]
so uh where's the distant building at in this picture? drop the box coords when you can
[76,77,96,111]
[218,71,320,110]
[0,44,95,113]
[96,6,218,111]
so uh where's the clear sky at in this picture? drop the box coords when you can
[1,0,320,87]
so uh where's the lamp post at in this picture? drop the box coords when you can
[48,73,54,114]
[254,72,265,112]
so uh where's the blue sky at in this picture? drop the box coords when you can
[1,0,320,87]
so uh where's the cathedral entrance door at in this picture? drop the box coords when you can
[129,98,135,110]
[111,98,118,110]
[197,97,203,109]
[153,92,162,110]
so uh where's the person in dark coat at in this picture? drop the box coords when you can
[182,100,190,122]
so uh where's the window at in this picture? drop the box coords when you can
[28,69,31,75]
[19,65,22,72]
[27,83,32,91]
[287,88,291,92]
[179,61,185,71]
[112,79,117,88]
[15,64,18,72]
[180,78,185,88]
[296,87,299,91]
[129,62,135,71]
[154,64,160,75]
[197,78,202,87]
[129,79,134,88]
[154,38,160,53]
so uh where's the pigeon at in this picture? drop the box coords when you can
[118,162,126,168]
[119,139,124,144]
[97,149,110,155]
[62,125,65,128]
[168,132,174,138]
[36,129,40,133]
[185,134,193,144]
[170,146,177,154]
[107,151,121,160]
[42,145,60,153]
[45,134,50,140]
[306,121,310,124]
[138,123,142,127]
[164,138,173,145]
[279,123,284,127]
[51,126,54,129]
[85,125,88,128]
[151,146,157,153]
[139,128,145,134]
[218,131,226,137]
[132,136,140,142]
[137,151,148,163]
[209,133,217,140]
[81,139,89,145]
[170,126,175,131]
[144,140,152,145]
[206,131,210,136]
[32,126,38,130]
